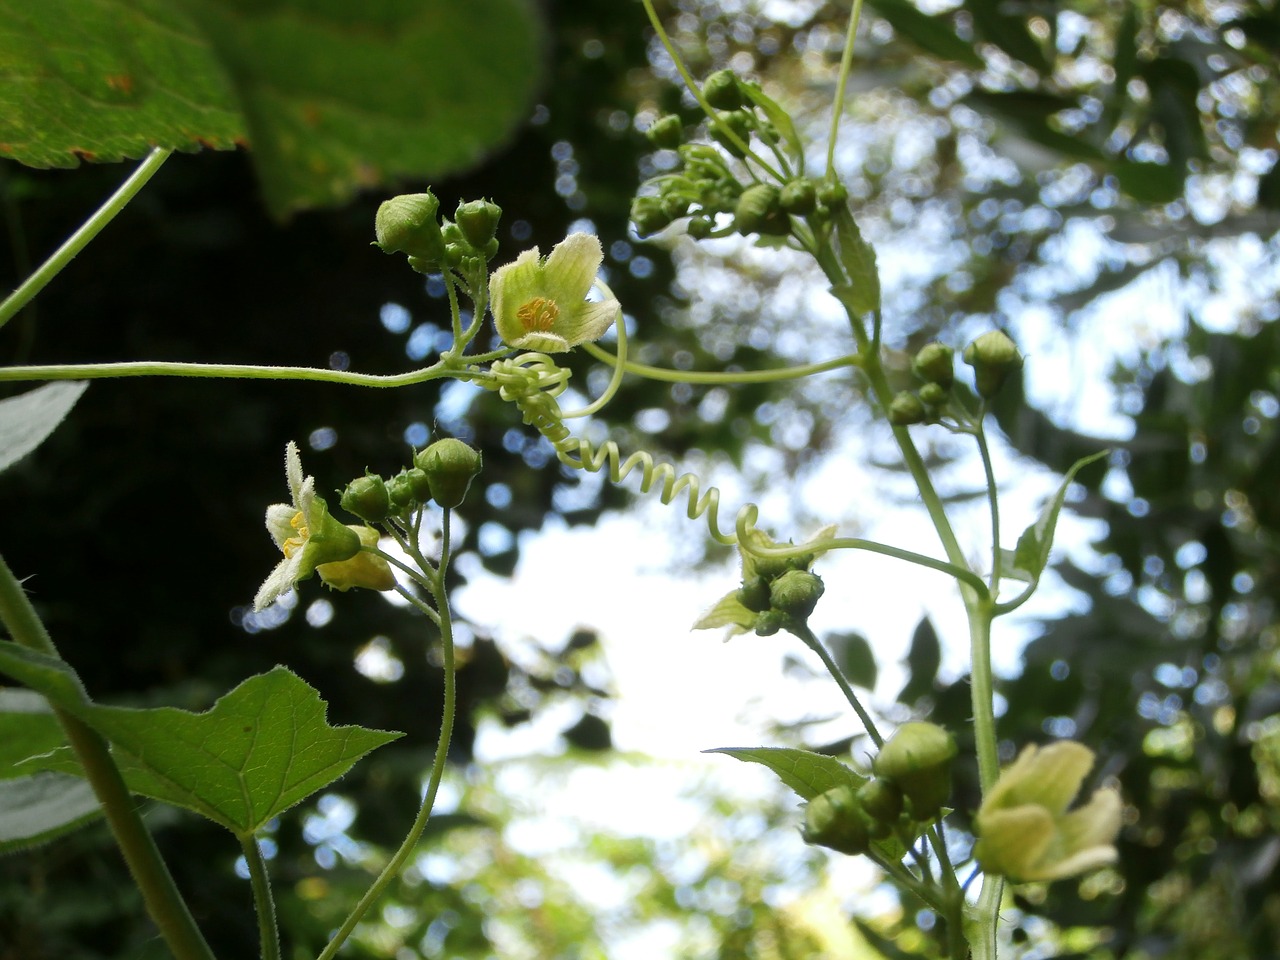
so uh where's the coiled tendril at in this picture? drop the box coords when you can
[485,353,759,546]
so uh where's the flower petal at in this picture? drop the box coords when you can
[541,233,603,303]
[565,298,619,346]
[254,555,303,611]
[265,503,297,550]
[509,331,572,354]
[974,805,1056,880]
[490,247,544,345]
[285,440,305,505]
[983,742,1094,815]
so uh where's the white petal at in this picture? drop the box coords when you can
[566,298,619,345]
[541,233,603,302]
[285,441,304,504]
[489,247,544,345]
[265,503,297,550]
[509,331,572,354]
[254,556,301,611]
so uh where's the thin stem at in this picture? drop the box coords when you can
[0,148,173,331]
[581,341,858,386]
[826,0,865,177]
[967,601,999,793]
[791,621,883,748]
[239,833,280,960]
[975,415,1003,590]
[0,357,488,389]
[317,512,457,960]
[0,553,216,960]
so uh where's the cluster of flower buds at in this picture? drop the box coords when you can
[340,438,483,522]
[736,550,826,636]
[888,330,1023,426]
[374,191,502,272]
[802,722,957,856]
[631,69,848,241]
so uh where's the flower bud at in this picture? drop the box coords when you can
[374,193,446,263]
[454,199,502,249]
[963,330,1023,399]
[737,575,772,613]
[710,110,752,157]
[318,525,396,594]
[415,438,482,508]
[918,382,948,409]
[779,178,818,214]
[386,470,419,511]
[646,114,684,149]
[873,722,957,821]
[769,569,824,620]
[857,778,904,825]
[631,196,672,238]
[753,609,787,637]
[340,472,391,523]
[734,183,787,237]
[802,784,871,855]
[703,69,743,110]
[817,180,848,207]
[912,342,955,387]
[888,391,927,426]
[686,216,715,239]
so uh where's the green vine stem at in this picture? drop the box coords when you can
[239,833,280,960]
[0,552,216,960]
[0,147,173,331]
[316,510,458,960]
[791,620,883,748]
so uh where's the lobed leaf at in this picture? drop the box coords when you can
[0,644,401,835]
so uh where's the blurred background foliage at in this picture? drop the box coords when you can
[2,0,1280,956]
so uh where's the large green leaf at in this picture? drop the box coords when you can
[0,0,544,217]
[0,382,89,475]
[706,746,866,801]
[0,644,401,835]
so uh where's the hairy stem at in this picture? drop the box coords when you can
[239,833,280,960]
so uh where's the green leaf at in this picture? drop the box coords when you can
[964,0,1051,74]
[828,631,877,691]
[0,773,101,854]
[0,382,89,475]
[967,91,1105,162]
[706,746,866,801]
[1113,159,1183,204]
[0,0,242,165]
[897,616,940,705]
[830,204,880,316]
[865,0,984,68]
[1009,450,1108,584]
[738,80,803,170]
[0,645,401,835]
[0,688,69,777]
[0,0,545,218]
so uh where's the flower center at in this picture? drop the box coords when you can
[283,510,309,558]
[516,297,559,333]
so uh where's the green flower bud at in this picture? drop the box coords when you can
[415,438,482,508]
[646,114,683,149]
[454,199,502,249]
[817,180,848,207]
[912,342,955,387]
[340,472,391,523]
[857,778,904,825]
[386,470,419,511]
[710,110,752,157]
[631,196,673,238]
[779,178,818,214]
[374,193,446,264]
[873,722,957,821]
[769,569,824,620]
[802,784,871,855]
[963,330,1023,399]
[405,466,434,503]
[918,382,949,408]
[702,69,743,110]
[734,183,788,237]
[737,575,772,613]
[686,216,715,239]
[888,391,927,426]
[753,609,787,637]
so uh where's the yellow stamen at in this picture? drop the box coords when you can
[516,297,559,333]
[283,510,308,558]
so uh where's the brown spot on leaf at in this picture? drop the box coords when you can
[105,73,134,95]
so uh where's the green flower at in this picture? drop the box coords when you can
[254,442,361,611]
[489,233,619,353]
[974,741,1122,883]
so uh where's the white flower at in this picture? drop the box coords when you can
[254,442,360,611]
[489,233,619,353]
[974,741,1122,883]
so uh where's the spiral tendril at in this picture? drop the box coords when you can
[486,353,759,546]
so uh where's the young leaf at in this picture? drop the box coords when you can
[706,746,866,801]
[0,382,89,475]
[0,644,401,835]
[738,80,803,169]
[865,0,984,68]
[0,773,101,854]
[1010,450,1108,585]
[830,204,881,316]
